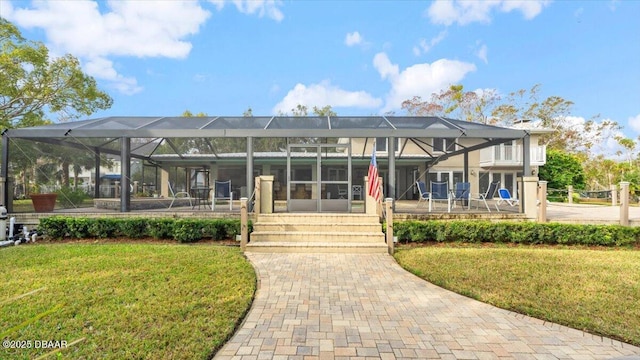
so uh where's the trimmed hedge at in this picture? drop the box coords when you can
[392,220,640,247]
[38,217,249,243]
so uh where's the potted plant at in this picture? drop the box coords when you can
[30,193,57,212]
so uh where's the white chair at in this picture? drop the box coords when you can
[338,186,348,199]
[472,180,500,212]
[212,180,233,211]
[168,182,192,209]
[352,185,362,200]
[416,181,429,208]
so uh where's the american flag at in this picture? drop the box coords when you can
[367,142,381,202]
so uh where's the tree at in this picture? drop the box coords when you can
[291,104,308,116]
[312,105,337,117]
[538,149,586,191]
[401,85,499,123]
[1,18,113,190]
[491,84,619,154]
[0,18,112,128]
[614,135,637,165]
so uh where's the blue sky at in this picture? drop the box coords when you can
[1,0,639,142]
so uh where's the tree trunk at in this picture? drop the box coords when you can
[61,160,70,187]
[73,165,80,191]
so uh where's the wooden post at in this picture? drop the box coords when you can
[377,177,383,219]
[385,198,394,255]
[538,181,547,223]
[620,182,629,226]
[254,176,261,214]
[611,184,617,206]
[240,197,248,251]
[567,185,573,204]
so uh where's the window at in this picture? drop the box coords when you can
[433,138,456,152]
[375,138,400,153]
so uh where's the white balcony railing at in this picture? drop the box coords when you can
[479,144,546,167]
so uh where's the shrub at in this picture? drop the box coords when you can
[67,218,91,238]
[173,219,203,243]
[38,217,244,243]
[148,219,175,239]
[117,218,149,238]
[88,218,119,239]
[56,187,88,208]
[394,220,640,247]
[39,216,69,239]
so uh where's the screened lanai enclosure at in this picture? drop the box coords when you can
[0,116,533,213]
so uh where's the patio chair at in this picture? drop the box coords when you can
[338,186,348,199]
[428,181,451,212]
[168,182,192,209]
[471,180,500,212]
[416,181,429,208]
[452,182,471,210]
[496,188,519,208]
[352,185,362,200]
[212,180,233,211]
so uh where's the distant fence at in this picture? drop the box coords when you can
[539,181,632,226]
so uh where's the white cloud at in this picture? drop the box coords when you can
[228,0,284,22]
[272,80,382,114]
[372,53,399,80]
[609,0,620,12]
[5,0,211,94]
[373,53,476,113]
[10,1,209,59]
[345,31,363,47]
[628,114,640,133]
[84,57,142,95]
[4,0,284,96]
[476,43,488,64]
[427,0,550,26]
[413,31,448,56]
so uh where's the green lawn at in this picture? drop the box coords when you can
[394,245,640,346]
[0,243,256,359]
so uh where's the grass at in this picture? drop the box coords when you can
[394,244,640,346]
[0,243,256,359]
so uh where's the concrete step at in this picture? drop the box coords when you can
[250,231,385,243]
[255,213,380,224]
[245,241,389,253]
[247,212,386,253]
[252,222,382,233]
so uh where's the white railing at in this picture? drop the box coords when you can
[479,144,546,167]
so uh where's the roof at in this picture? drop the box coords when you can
[4,116,527,139]
[3,116,530,164]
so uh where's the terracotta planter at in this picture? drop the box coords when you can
[30,193,58,212]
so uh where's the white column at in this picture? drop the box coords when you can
[538,181,547,223]
[519,176,539,220]
[620,181,630,226]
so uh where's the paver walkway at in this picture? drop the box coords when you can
[215,253,640,360]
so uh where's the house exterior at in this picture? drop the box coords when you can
[174,129,547,206]
[1,116,543,214]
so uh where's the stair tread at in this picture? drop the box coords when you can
[247,242,388,247]
[254,222,379,225]
[251,231,384,234]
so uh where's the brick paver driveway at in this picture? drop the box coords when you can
[215,253,640,359]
